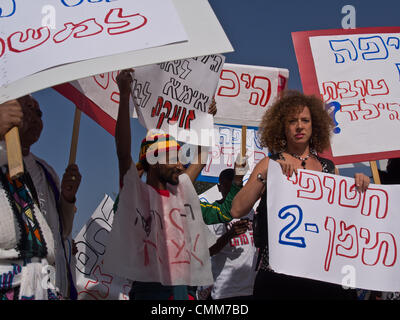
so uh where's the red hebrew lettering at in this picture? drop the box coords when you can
[184,109,195,130]
[220,146,235,167]
[217,69,240,97]
[296,171,323,200]
[7,27,50,53]
[250,76,272,107]
[240,73,251,88]
[322,81,338,102]
[387,102,400,120]
[53,18,103,43]
[84,264,113,299]
[204,145,221,173]
[361,187,389,219]
[338,179,361,208]
[324,216,336,272]
[337,81,358,99]
[151,96,163,117]
[360,229,397,267]
[278,75,287,94]
[93,73,110,90]
[156,100,172,129]
[0,38,5,57]
[359,99,380,120]
[239,234,249,245]
[340,103,361,121]
[104,8,147,35]
[366,79,389,96]
[336,221,359,259]
[323,176,336,204]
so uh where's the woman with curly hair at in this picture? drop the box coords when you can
[230,91,370,299]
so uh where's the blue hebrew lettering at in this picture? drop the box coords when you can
[305,223,319,233]
[387,36,400,49]
[61,0,84,6]
[395,63,400,81]
[0,0,16,17]
[278,204,306,248]
[329,39,358,63]
[358,36,388,61]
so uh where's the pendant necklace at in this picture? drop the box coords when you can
[289,152,311,169]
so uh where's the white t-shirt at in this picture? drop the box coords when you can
[104,161,215,286]
[209,210,257,299]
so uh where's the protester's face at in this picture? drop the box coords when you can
[18,95,43,149]
[157,151,184,186]
[284,106,312,148]
[218,178,232,200]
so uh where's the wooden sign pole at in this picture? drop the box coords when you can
[5,127,24,179]
[241,125,247,157]
[68,107,82,165]
[369,160,381,185]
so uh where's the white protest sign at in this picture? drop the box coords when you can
[214,63,289,126]
[308,30,400,160]
[267,160,400,292]
[74,195,132,300]
[0,0,187,88]
[199,123,269,182]
[1,0,233,104]
[131,55,225,146]
[103,166,215,286]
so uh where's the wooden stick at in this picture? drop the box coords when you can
[5,127,24,179]
[241,125,247,157]
[370,160,381,184]
[68,108,82,165]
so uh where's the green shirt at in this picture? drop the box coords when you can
[200,183,241,225]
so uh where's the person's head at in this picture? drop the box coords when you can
[138,132,183,186]
[17,95,43,154]
[259,91,334,153]
[217,168,234,200]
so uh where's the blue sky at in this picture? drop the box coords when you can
[30,0,400,236]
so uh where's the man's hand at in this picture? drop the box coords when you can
[0,100,24,139]
[61,164,81,203]
[208,97,217,116]
[116,69,134,97]
[227,219,249,238]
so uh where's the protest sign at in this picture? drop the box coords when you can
[198,123,269,183]
[0,0,187,88]
[267,160,400,292]
[292,27,400,164]
[214,63,289,126]
[74,195,132,300]
[55,54,224,138]
[103,166,216,286]
[132,55,225,146]
[0,0,233,104]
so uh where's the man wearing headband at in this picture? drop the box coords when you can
[104,69,247,300]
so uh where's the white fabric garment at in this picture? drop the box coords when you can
[24,153,69,298]
[0,148,68,298]
[104,161,215,286]
[209,211,257,299]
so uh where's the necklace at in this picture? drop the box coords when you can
[288,152,311,169]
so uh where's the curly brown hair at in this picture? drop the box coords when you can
[258,90,334,153]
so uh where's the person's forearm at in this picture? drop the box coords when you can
[115,92,132,181]
[209,232,232,256]
[185,146,208,183]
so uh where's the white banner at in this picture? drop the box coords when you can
[310,32,400,157]
[131,55,225,146]
[214,63,289,126]
[103,166,216,286]
[0,0,187,88]
[74,195,132,300]
[200,123,268,181]
[267,160,400,292]
[0,0,233,104]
